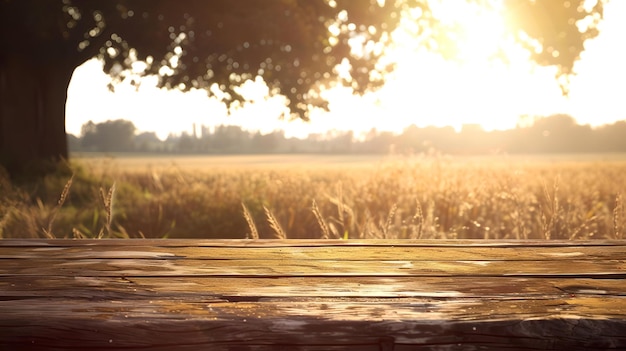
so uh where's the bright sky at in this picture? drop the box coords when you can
[66,1,626,140]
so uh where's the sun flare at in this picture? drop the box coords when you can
[333,0,567,134]
[66,2,626,140]
[429,0,509,63]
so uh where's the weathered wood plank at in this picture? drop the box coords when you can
[2,298,626,350]
[1,276,624,299]
[2,257,625,277]
[2,238,625,247]
[2,244,626,261]
[1,239,625,350]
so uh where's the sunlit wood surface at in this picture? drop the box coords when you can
[1,239,625,350]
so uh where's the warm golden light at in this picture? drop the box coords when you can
[429,0,508,63]
[66,1,626,139]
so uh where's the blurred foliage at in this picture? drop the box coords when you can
[80,119,136,152]
[1,0,607,117]
[502,0,605,71]
[70,115,626,155]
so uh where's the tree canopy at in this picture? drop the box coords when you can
[2,0,607,113]
[80,119,136,152]
[0,0,608,176]
[3,0,426,118]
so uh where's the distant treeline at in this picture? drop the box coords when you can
[68,114,626,155]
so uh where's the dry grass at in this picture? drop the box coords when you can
[241,202,259,239]
[42,175,73,239]
[1,153,625,240]
[312,200,331,239]
[263,206,287,239]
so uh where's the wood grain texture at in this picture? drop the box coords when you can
[0,239,625,350]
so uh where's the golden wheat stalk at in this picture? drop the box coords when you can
[241,203,259,239]
[114,223,128,239]
[381,203,397,239]
[569,215,597,241]
[98,182,116,239]
[43,174,74,239]
[264,206,286,239]
[72,227,86,239]
[412,199,424,239]
[541,178,560,240]
[328,221,340,239]
[41,226,55,240]
[58,175,74,207]
[312,200,330,239]
[326,182,354,239]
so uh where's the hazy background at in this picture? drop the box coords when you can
[66,1,626,141]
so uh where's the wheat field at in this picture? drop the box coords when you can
[1,153,624,240]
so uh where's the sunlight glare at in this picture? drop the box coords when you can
[234,76,269,102]
[65,1,626,140]
[429,0,508,63]
[350,0,564,132]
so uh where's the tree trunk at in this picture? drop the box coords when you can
[0,54,73,179]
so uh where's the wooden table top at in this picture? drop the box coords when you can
[1,239,625,350]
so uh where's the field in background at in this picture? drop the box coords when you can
[1,153,625,240]
[72,153,397,172]
[71,152,626,172]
